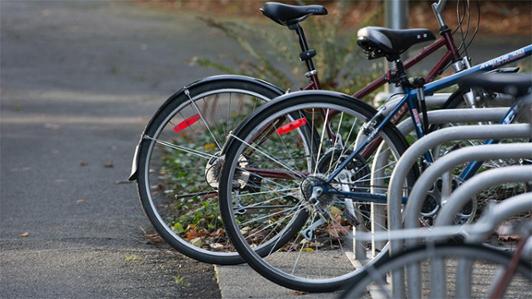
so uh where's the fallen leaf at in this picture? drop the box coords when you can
[124,254,142,262]
[190,237,203,247]
[329,206,342,218]
[79,160,88,167]
[145,232,164,244]
[77,198,86,204]
[19,232,30,237]
[103,160,114,168]
[290,291,306,296]
[209,228,225,238]
[327,215,350,238]
[209,242,225,250]
[184,226,208,240]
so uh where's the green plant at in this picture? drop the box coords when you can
[174,275,189,286]
[191,1,384,96]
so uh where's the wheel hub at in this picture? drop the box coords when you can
[205,153,252,189]
[204,152,223,188]
[300,175,333,207]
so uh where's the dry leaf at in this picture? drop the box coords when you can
[190,237,203,247]
[209,243,225,250]
[19,232,30,237]
[327,215,350,238]
[103,160,114,168]
[145,233,164,244]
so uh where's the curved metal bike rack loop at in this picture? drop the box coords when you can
[368,108,509,253]
[402,143,532,298]
[465,192,532,243]
[377,124,531,299]
[429,190,532,298]
[403,144,532,234]
[396,107,508,134]
[424,166,532,298]
[387,124,532,250]
[435,166,532,229]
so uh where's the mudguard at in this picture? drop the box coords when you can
[128,75,285,181]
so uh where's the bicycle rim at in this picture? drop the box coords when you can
[137,82,280,264]
[219,94,413,291]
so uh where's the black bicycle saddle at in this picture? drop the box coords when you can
[357,26,435,60]
[460,72,532,97]
[261,2,327,26]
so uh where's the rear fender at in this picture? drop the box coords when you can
[128,75,284,181]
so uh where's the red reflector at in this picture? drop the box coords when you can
[173,114,200,133]
[276,117,307,135]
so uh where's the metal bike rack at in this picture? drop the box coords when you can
[431,188,532,298]
[374,92,451,108]
[367,123,532,298]
[387,124,532,249]
[435,165,532,228]
[465,192,532,243]
[402,143,532,298]
[396,107,507,134]
[392,98,532,298]
[372,107,508,195]
[429,166,532,297]
[425,190,532,297]
[403,144,532,234]
[367,108,509,253]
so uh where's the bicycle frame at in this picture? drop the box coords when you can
[326,44,532,203]
[354,33,460,99]
[299,6,463,98]
[240,1,528,203]
[289,15,465,141]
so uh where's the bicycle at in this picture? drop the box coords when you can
[128,0,520,265]
[217,31,532,291]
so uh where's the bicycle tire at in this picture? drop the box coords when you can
[136,77,284,265]
[219,91,418,292]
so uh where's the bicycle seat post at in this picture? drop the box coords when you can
[388,57,409,88]
[289,23,319,88]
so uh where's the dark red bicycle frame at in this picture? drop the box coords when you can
[353,32,460,99]
[252,29,462,180]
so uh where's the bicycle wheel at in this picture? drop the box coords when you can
[136,76,284,265]
[219,91,417,292]
[340,242,532,298]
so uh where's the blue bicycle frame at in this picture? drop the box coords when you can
[326,44,532,203]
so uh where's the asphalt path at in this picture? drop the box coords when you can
[0,1,236,297]
[0,1,530,298]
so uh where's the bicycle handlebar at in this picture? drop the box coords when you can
[432,0,448,28]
